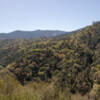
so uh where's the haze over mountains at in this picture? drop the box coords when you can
[0,30,68,39]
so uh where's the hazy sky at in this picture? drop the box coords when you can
[0,0,100,33]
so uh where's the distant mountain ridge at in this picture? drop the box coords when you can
[0,30,68,39]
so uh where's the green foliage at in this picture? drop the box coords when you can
[0,23,100,99]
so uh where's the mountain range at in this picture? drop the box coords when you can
[0,30,68,39]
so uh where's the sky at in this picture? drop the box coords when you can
[0,0,100,33]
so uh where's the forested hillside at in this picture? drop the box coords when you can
[0,23,100,100]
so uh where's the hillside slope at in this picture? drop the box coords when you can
[0,23,100,100]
